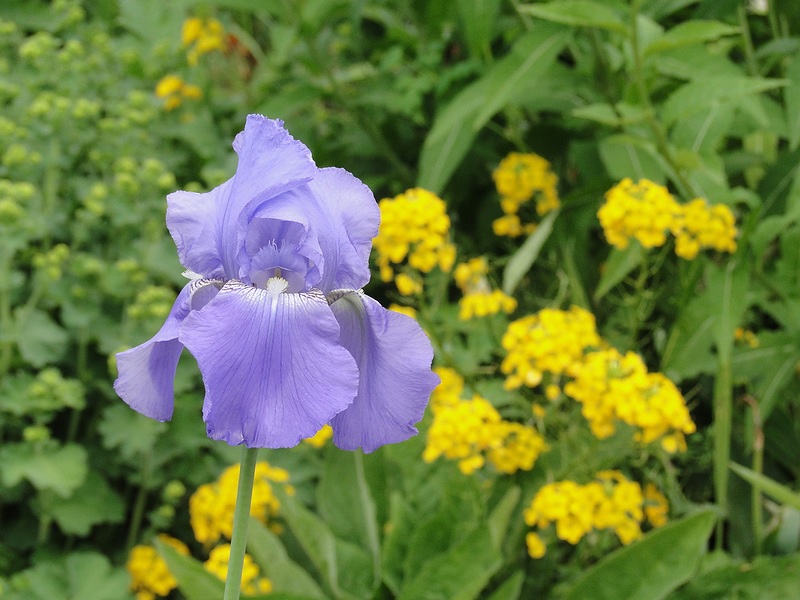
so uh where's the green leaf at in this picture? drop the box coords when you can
[47,472,124,535]
[398,524,502,600]
[485,571,524,600]
[708,259,750,363]
[598,135,666,182]
[6,552,131,600]
[519,1,627,32]
[456,0,501,61]
[417,24,570,193]
[642,0,702,20]
[246,519,327,599]
[661,76,788,128]
[155,538,225,600]
[593,243,644,302]
[563,509,716,600]
[644,20,740,55]
[660,294,717,381]
[571,103,647,127]
[784,56,800,150]
[14,308,68,367]
[670,553,800,600]
[502,210,558,294]
[729,463,800,511]
[316,449,380,583]
[98,404,167,461]
[487,486,521,550]
[0,442,87,498]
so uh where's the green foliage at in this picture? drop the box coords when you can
[1,0,799,598]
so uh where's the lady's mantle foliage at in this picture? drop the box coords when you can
[114,115,439,452]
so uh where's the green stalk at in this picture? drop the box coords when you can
[0,244,12,379]
[125,450,153,551]
[223,446,259,600]
[713,357,732,548]
[743,395,764,555]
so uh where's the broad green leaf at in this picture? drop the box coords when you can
[784,57,800,150]
[0,442,87,497]
[98,404,167,461]
[708,260,750,363]
[487,486,521,550]
[417,24,570,193]
[670,553,800,599]
[381,493,416,595]
[519,1,627,32]
[642,0,701,20]
[502,210,558,294]
[563,509,716,600]
[660,294,717,381]
[644,20,740,55]
[598,135,666,182]
[155,539,225,600]
[46,472,124,535]
[670,101,734,155]
[593,243,645,302]
[571,103,647,127]
[4,552,131,600]
[247,518,327,599]
[14,308,68,367]
[661,76,788,128]
[729,463,800,511]
[316,449,380,582]
[398,525,502,600]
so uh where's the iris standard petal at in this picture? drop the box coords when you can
[305,168,380,293]
[113,283,194,421]
[166,116,317,279]
[328,292,439,453]
[179,281,360,448]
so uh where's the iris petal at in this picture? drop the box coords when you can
[179,281,360,448]
[113,283,194,421]
[329,292,439,453]
[166,116,317,279]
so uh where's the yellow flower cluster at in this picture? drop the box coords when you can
[203,544,272,596]
[189,461,292,545]
[423,368,547,475]
[492,152,559,237]
[734,327,759,348]
[598,178,737,260]
[373,188,456,293]
[303,424,333,448]
[563,349,696,453]
[126,535,189,600]
[453,257,517,320]
[182,17,226,65]
[671,198,738,260]
[500,306,601,389]
[154,74,202,111]
[523,472,669,558]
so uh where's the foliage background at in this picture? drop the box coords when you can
[1,0,800,598]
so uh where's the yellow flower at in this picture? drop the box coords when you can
[126,535,189,599]
[182,17,226,65]
[526,531,547,558]
[501,306,601,390]
[395,272,423,296]
[670,198,737,260]
[454,257,517,320]
[154,74,203,111]
[388,303,417,319]
[373,188,455,292]
[598,178,680,250]
[644,483,669,527]
[189,461,291,545]
[203,544,272,596]
[492,152,559,238]
[303,424,333,448]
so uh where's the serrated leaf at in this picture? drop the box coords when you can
[98,404,167,461]
[14,308,68,367]
[12,552,131,600]
[519,1,627,32]
[563,509,716,600]
[0,442,87,498]
[155,538,225,600]
[417,24,570,193]
[502,210,558,294]
[47,472,124,535]
[644,20,740,55]
[246,519,327,599]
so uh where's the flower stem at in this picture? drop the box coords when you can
[223,445,259,600]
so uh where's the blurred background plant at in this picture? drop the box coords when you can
[1,0,800,599]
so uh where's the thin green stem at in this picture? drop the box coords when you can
[628,1,696,199]
[738,6,759,77]
[744,395,764,555]
[224,446,259,600]
[713,358,732,549]
[125,451,153,552]
[0,244,12,379]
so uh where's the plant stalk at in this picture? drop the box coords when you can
[223,445,259,600]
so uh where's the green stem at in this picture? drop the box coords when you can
[629,0,696,199]
[713,357,732,549]
[125,451,153,551]
[224,446,259,600]
[738,6,759,76]
[0,244,12,379]
[744,395,764,555]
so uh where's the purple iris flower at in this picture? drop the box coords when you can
[114,115,439,452]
